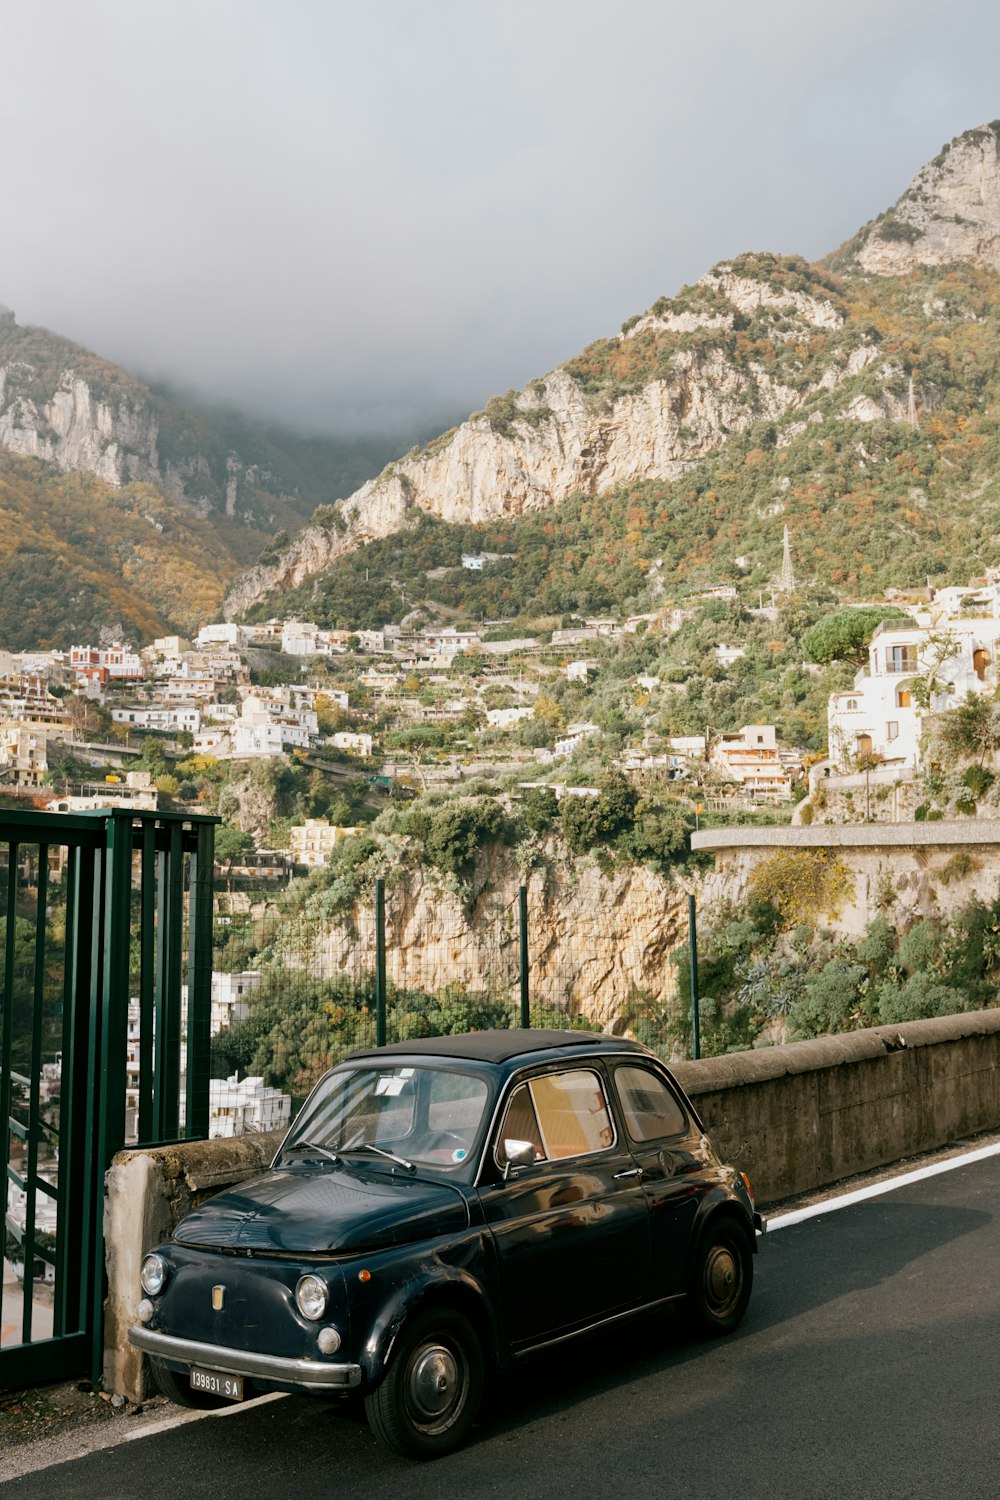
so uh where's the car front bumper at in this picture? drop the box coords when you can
[128,1324,363,1391]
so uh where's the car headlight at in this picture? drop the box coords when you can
[295,1274,329,1321]
[140,1253,169,1297]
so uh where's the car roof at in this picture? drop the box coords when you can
[345,1028,643,1066]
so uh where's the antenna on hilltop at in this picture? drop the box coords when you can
[778,524,795,594]
[907,375,919,431]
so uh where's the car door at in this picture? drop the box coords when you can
[607,1061,708,1295]
[477,1064,653,1348]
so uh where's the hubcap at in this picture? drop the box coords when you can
[408,1343,462,1427]
[704,1243,741,1316]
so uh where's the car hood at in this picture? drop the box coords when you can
[173,1165,469,1254]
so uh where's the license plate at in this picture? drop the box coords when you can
[190,1366,244,1401]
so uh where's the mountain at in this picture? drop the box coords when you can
[225,121,1000,624]
[0,307,417,541]
[833,120,1000,277]
[0,308,438,646]
[0,451,232,648]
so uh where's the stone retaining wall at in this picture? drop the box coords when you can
[103,1130,284,1402]
[673,1008,1000,1202]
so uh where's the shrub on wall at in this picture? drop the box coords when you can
[748,849,854,927]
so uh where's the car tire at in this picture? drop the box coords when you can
[149,1357,236,1409]
[685,1217,753,1337]
[364,1309,484,1460]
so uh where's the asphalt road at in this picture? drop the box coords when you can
[6,1154,1000,1500]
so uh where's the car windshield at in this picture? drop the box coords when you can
[281,1063,492,1175]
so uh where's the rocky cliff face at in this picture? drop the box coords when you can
[850,122,1000,276]
[0,307,389,537]
[224,259,866,617]
[0,355,162,492]
[226,120,1000,622]
[289,844,723,1041]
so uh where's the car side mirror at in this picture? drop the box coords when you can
[502,1139,537,1181]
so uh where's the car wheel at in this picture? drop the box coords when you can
[149,1357,234,1409]
[686,1218,753,1337]
[364,1309,484,1460]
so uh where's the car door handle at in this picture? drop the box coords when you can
[613,1167,642,1180]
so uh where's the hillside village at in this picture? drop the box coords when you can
[0,599,812,828]
[4,553,1000,842]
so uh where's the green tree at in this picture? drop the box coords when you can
[215,825,256,865]
[937,696,1000,765]
[802,608,913,667]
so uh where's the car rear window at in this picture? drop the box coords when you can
[613,1064,687,1142]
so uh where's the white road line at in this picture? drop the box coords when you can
[767,1139,1000,1230]
[119,1389,287,1443]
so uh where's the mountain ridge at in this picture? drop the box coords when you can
[0,308,444,647]
[224,120,1000,624]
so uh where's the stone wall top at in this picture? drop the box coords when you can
[671,1007,1000,1096]
[111,1129,284,1193]
[690,819,1000,851]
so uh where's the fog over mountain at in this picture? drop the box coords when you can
[2,0,1000,434]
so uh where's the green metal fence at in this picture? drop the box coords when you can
[1,808,217,1391]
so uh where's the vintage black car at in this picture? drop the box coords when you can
[129,1029,762,1458]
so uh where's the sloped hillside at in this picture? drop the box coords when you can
[227,121,1000,624]
[232,267,1000,625]
[0,305,408,539]
[0,451,234,648]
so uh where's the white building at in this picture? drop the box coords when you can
[554,721,599,758]
[47,771,158,814]
[193,728,233,756]
[281,621,337,657]
[208,971,261,1034]
[486,706,534,729]
[419,627,482,657]
[232,722,285,758]
[669,735,707,756]
[827,613,1000,771]
[565,661,597,683]
[112,705,202,734]
[208,1076,291,1138]
[195,623,246,650]
[711,725,800,798]
[330,730,373,757]
[0,724,48,786]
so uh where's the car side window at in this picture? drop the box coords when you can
[496,1069,615,1167]
[614,1065,687,1143]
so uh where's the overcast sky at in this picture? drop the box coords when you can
[2,0,999,436]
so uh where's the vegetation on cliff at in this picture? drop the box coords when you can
[0,452,229,646]
[247,258,1000,636]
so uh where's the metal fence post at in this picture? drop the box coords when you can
[518,885,529,1028]
[688,893,701,1061]
[91,811,133,1384]
[375,877,387,1046]
[185,820,215,1140]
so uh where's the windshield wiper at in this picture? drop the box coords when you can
[287,1139,341,1165]
[345,1142,415,1173]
